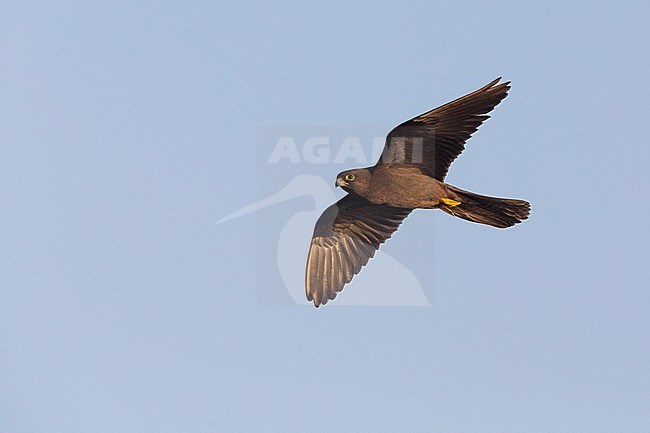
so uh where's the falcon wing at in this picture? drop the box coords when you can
[305,194,411,307]
[378,78,510,181]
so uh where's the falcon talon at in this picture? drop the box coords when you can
[306,77,531,307]
[441,198,462,207]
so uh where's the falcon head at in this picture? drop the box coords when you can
[335,169,371,194]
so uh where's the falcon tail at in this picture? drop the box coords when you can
[439,185,530,228]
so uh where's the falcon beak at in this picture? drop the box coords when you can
[336,178,349,188]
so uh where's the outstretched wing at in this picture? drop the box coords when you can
[305,194,411,307]
[378,77,510,181]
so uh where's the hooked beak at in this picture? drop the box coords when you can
[336,178,349,188]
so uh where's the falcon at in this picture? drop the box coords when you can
[305,78,530,307]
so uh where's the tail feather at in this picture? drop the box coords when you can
[439,185,530,228]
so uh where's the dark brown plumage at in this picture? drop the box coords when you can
[306,78,530,307]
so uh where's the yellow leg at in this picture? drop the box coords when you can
[441,197,461,207]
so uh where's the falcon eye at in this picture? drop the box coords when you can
[345,173,356,182]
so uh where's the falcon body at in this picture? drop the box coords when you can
[338,165,450,209]
[306,78,530,307]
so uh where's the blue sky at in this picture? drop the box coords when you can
[1,1,649,432]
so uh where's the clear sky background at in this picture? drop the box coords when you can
[2,1,649,432]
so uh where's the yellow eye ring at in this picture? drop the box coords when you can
[345,173,356,182]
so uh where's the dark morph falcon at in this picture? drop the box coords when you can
[305,78,530,307]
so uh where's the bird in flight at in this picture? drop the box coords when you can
[305,78,530,307]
